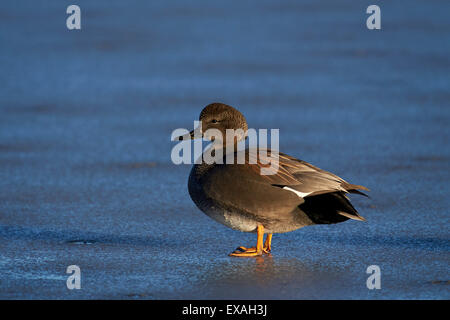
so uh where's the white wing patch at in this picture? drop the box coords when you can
[282,186,311,199]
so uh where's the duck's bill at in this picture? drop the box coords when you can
[176,130,196,141]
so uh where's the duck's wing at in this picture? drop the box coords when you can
[197,149,368,221]
[246,150,369,198]
[244,150,369,222]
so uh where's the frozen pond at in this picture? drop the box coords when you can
[0,0,449,299]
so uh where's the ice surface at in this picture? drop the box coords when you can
[0,0,448,299]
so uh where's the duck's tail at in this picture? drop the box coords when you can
[299,191,366,224]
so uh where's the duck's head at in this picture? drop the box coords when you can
[179,102,248,145]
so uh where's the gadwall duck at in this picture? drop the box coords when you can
[177,103,369,257]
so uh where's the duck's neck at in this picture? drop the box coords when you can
[192,140,241,171]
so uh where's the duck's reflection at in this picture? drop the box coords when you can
[253,254,273,284]
[194,255,331,299]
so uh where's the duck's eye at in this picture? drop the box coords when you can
[211,119,219,123]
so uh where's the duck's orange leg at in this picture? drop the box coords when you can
[264,233,272,253]
[233,233,273,254]
[229,225,266,257]
[231,231,273,256]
